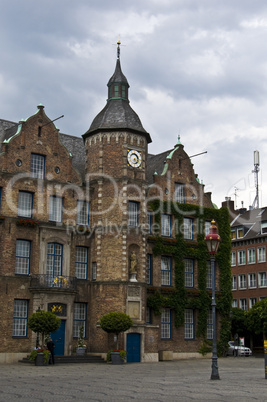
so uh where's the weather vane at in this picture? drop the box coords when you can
[117,35,121,59]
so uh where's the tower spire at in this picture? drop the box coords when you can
[117,35,121,59]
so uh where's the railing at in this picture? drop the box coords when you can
[30,275,77,291]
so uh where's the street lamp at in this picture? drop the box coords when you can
[205,220,221,380]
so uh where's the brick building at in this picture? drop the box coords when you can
[227,199,267,310]
[0,45,231,363]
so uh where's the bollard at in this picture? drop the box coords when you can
[264,340,267,379]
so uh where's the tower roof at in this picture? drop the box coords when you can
[83,41,151,143]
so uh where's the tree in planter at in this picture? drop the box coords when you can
[100,312,133,351]
[28,310,61,347]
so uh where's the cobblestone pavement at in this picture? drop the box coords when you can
[0,357,266,401]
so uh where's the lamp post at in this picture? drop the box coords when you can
[205,220,221,380]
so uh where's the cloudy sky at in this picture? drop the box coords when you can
[1,0,267,210]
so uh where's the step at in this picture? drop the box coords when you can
[19,354,106,364]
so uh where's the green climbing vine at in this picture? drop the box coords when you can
[147,201,232,354]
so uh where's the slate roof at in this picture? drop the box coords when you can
[147,150,170,185]
[231,207,267,241]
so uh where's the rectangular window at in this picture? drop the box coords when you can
[161,308,171,339]
[184,218,193,240]
[13,299,28,337]
[247,248,255,264]
[207,310,213,340]
[128,201,139,227]
[161,214,171,237]
[232,299,237,308]
[73,303,86,338]
[184,309,194,339]
[231,230,236,240]
[146,307,151,324]
[161,256,171,286]
[147,212,152,234]
[232,275,237,290]
[259,272,267,287]
[249,298,257,309]
[77,200,89,226]
[238,274,247,289]
[205,221,211,236]
[146,254,152,285]
[49,196,63,222]
[174,183,185,203]
[46,243,63,281]
[75,247,88,279]
[92,262,97,281]
[258,247,266,263]
[248,273,256,288]
[184,259,194,288]
[237,228,244,238]
[239,298,247,311]
[31,154,45,179]
[238,250,246,265]
[231,251,236,267]
[261,222,267,234]
[15,240,31,275]
[206,261,212,289]
[18,191,33,218]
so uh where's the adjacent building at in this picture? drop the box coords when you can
[0,45,232,363]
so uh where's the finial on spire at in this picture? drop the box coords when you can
[117,35,121,59]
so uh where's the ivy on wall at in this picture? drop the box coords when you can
[147,201,232,354]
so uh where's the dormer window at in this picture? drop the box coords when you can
[261,222,267,234]
[237,228,244,238]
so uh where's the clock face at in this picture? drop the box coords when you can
[127,149,142,168]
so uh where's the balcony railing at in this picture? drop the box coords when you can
[30,275,77,292]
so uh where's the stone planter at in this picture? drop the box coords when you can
[35,353,44,366]
[110,352,124,364]
[76,347,86,356]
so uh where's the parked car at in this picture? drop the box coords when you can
[227,341,252,356]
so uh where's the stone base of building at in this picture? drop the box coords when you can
[173,352,212,360]
[143,353,159,362]
[0,353,28,364]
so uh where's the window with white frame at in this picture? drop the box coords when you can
[146,254,152,285]
[46,243,62,280]
[238,274,247,289]
[75,247,88,279]
[207,310,213,340]
[128,201,139,227]
[238,250,246,265]
[232,299,237,308]
[248,273,256,288]
[259,272,267,287]
[77,200,89,226]
[161,308,171,339]
[184,309,194,339]
[161,214,171,237]
[231,251,236,267]
[18,191,33,218]
[237,228,244,238]
[184,218,193,240]
[15,240,31,275]
[161,256,171,286]
[49,196,62,222]
[206,261,212,289]
[13,299,28,337]
[92,262,97,281]
[257,247,266,263]
[261,222,267,234]
[232,275,237,290]
[231,230,236,240]
[174,183,185,203]
[249,298,257,309]
[247,248,255,264]
[239,298,247,311]
[205,221,211,236]
[184,259,194,288]
[73,303,86,338]
[31,154,45,179]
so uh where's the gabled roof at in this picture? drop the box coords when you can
[231,207,267,241]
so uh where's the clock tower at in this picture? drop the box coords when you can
[83,40,152,350]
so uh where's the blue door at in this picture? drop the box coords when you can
[127,333,141,362]
[51,320,65,355]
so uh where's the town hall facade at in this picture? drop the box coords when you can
[0,44,232,363]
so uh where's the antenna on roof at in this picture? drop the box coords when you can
[234,187,240,209]
[251,150,260,209]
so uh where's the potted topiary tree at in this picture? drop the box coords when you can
[28,310,61,365]
[99,312,133,364]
